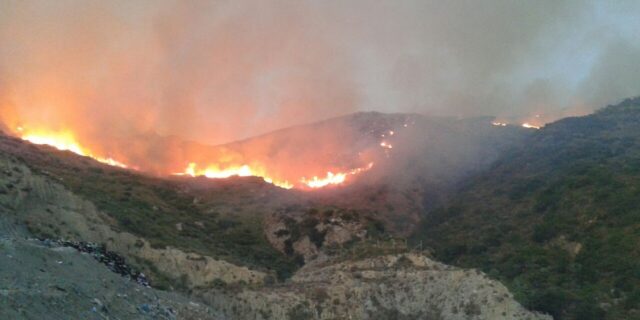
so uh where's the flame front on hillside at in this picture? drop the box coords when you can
[300,162,374,189]
[177,161,374,190]
[177,162,294,189]
[521,123,541,129]
[20,130,377,189]
[21,130,129,169]
[12,115,394,191]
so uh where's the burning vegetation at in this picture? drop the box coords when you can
[175,162,374,190]
[20,129,129,169]
[16,128,375,190]
[8,114,410,190]
[491,118,544,129]
[5,111,530,194]
[490,113,563,130]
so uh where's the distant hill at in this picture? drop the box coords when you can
[151,111,531,193]
[412,97,640,319]
[206,111,533,234]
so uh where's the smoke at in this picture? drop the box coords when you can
[0,0,639,169]
[344,1,640,121]
[0,0,359,146]
[577,40,640,109]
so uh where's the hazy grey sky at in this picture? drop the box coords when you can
[1,0,639,143]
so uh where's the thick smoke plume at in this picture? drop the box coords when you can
[0,1,639,173]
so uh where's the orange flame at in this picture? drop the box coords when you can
[300,162,374,189]
[15,128,375,190]
[521,123,540,129]
[491,120,542,129]
[300,172,348,188]
[20,129,129,169]
[380,141,393,149]
[178,162,374,190]
[176,162,294,189]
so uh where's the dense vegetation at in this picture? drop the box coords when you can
[412,97,640,319]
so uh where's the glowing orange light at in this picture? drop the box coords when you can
[301,162,373,189]
[178,162,373,190]
[16,127,375,191]
[380,141,393,149]
[177,162,294,189]
[96,157,129,169]
[301,172,347,188]
[522,123,540,129]
[20,130,128,168]
[22,131,87,156]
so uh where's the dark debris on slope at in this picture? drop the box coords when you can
[39,238,151,287]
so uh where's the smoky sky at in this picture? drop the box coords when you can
[1,0,639,145]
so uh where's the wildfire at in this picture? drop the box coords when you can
[20,130,128,169]
[381,130,395,138]
[182,162,253,179]
[300,162,374,189]
[522,123,541,129]
[91,157,128,169]
[178,162,374,190]
[177,162,294,189]
[22,131,87,156]
[491,120,542,129]
[15,125,379,190]
[300,172,348,188]
[380,141,393,149]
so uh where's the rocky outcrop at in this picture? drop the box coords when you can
[200,253,551,320]
[0,156,266,289]
[264,208,372,263]
[0,227,218,320]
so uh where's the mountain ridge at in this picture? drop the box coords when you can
[412,96,640,319]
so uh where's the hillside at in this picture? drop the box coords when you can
[0,133,303,281]
[0,111,530,280]
[0,135,548,319]
[0,111,547,319]
[203,111,532,235]
[0,215,218,320]
[412,97,640,319]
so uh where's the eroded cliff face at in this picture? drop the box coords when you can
[0,155,266,289]
[200,253,551,320]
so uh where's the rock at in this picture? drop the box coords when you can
[0,230,219,319]
[264,208,371,263]
[1,158,266,288]
[200,253,552,320]
[139,303,151,313]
